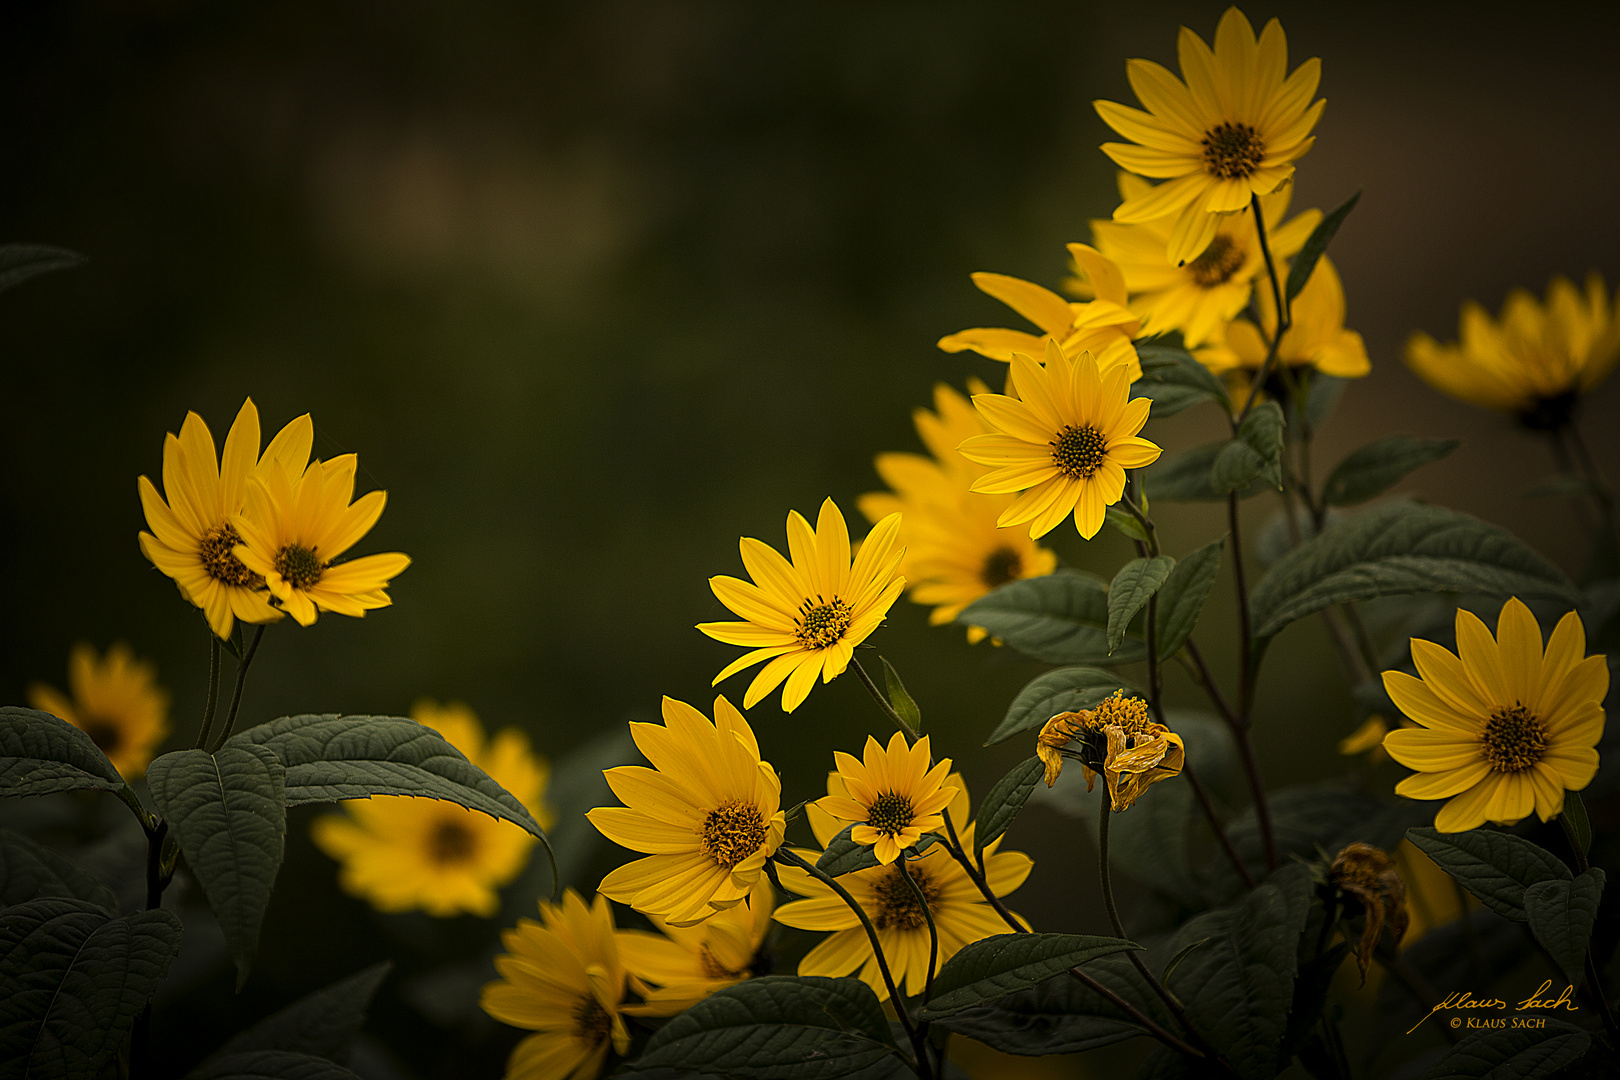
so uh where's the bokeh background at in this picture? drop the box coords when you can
[2,2,1618,1077]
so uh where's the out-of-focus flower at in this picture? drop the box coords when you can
[29,642,170,779]
[617,879,774,1016]
[1209,256,1369,405]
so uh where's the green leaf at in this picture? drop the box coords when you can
[1107,556,1176,654]
[1322,436,1461,506]
[1285,190,1360,302]
[1213,402,1285,494]
[221,963,391,1063]
[1524,868,1604,985]
[1131,340,1232,417]
[1303,374,1347,431]
[626,975,899,1078]
[0,829,118,911]
[1159,938,1209,985]
[986,667,1137,746]
[1155,538,1225,660]
[930,953,1165,1054]
[1222,783,1385,886]
[960,573,1146,666]
[1249,503,1579,640]
[0,898,183,1080]
[816,824,936,877]
[973,758,1044,860]
[187,1050,364,1080]
[879,657,922,733]
[1104,505,1151,542]
[1405,826,1571,922]
[1419,1021,1589,1080]
[1143,443,1264,502]
[0,244,86,295]
[0,707,126,799]
[1559,792,1591,858]
[920,933,1141,1019]
[147,746,286,990]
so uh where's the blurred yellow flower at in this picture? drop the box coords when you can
[1039,692,1185,811]
[817,732,957,866]
[482,890,630,1080]
[29,642,170,779]
[311,701,552,918]
[617,878,775,1016]
[137,398,312,639]
[1406,273,1620,428]
[588,696,784,926]
[1210,256,1369,404]
[233,454,410,627]
[960,341,1161,540]
[698,498,904,713]
[1095,7,1324,265]
[1382,598,1606,833]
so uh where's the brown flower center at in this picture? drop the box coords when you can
[427,818,478,866]
[199,524,262,588]
[573,996,611,1045]
[980,546,1023,588]
[1051,424,1108,479]
[794,596,852,650]
[1186,234,1246,288]
[866,792,915,837]
[1201,121,1265,180]
[77,715,125,755]
[274,543,325,590]
[700,800,767,869]
[1481,704,1547,773]
[872,863,941,931]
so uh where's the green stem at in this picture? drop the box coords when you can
[208,625,265,752]
[193,633,223,750]
[1557,814,1620,1043]
[941,808,1025,933]
[1065,965,1207,1062]
[850,655,919,741]
[1231,722,1278,873]
[1237,193,1292,422]
[899,859,939,1007]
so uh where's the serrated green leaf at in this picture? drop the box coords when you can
[626,975,899,1078]
[986,667,1137,746]
[1107,556,1176,654]
[1285,191,1360,302]
[974,758,1044,860]
[1405,827,1571,923]
[0,707,126,799]
[1104,505,1151,542]
[1130,341,1231,417]
[920,933,1141,1019]
[816,823,935,877]
[0,244,86,295]
[221,963,391,1063]
[1250,503,1578,640]
[1524,868,1604,985]
[1559,792,1591,857]
[1322,436,1461,506]
[930,952,1165,1054]
[1155,538,1225,660]
[960,573,1146,666]
[0,899,182,1080]
[1143,442,1264,502]
[187,1050,364,1080]
[148,745,286,990]
[879,657,921,733]
[1419,1021,1589,1080]
[0,829,119,911]
[1213,402,1285,493]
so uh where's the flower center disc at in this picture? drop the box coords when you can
[1186,234,1246,287]
[698,944,747,980]
[1481,704,1548,772]
[274,543,326,589]
[795,597,853,650]
[78,715,125,755]
[700,800,767,869]
[872,864,940,931]
[867,792,916,837]
[573,996,611,1044]
[428,818,478,865]
[1201,122,1265,180]
[200,523,262,588]
[980,546,1023,587]
[1051,425,1108,479]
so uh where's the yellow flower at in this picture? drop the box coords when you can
[959,341,1162,540]
[310,700,553,918]
[697,498,905,713]
[817,733,957,865]
[1406,273,1620,428]
[233,455,410,627]
[1084,171,1320,348]
[774,778,1032,1001]
[1096,7,1325,265]
[1038,692,1185,811]
[588,696,785,926]
[481,890,630,1080]
[1396,839,1471,947]
[857,382,1057,644]
[937,245,1142,379]
[137,398,313,639]
[617,878,775,1016]
[28,642,170,780]
[1382,598,1607,833]
[1209,255,1369,404]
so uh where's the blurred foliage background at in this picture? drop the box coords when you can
[1,2,1617,1076]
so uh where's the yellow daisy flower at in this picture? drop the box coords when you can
[774,779,1032,1001]
[857,381,1057,644]
[137,398,313,639]
[233,454,411,627]
[1036,692,1185,811]
[310,700,553,918]
[481,889,630,1080]
[1382,598,1607,833]
[28,642,170,779]
[616,878,775,1017]
[959,341,1162,540]
[697,498,905,714]
[817,733,957,865]
[588,696,785,926]
[1096,7,1324,266]
[1209,255,1369,404]
[1085,171,1321,347]
[1406,273,1620,428]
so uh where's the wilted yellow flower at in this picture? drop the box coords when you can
[1095,7,1324,265]
[617,879,774,1016]
[1040,692,1185,811]
[1328,842,1409,984]
[1382,598,1606,833]
[311,701,552,918]
[29,643,170,780]
[817,733,957,865]
[1209,256,1369,404]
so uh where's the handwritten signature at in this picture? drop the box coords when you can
[1406,980,1579,1034]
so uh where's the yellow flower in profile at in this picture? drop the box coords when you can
[817,733,957,865]
[774,779,1032,1000]
[1037,692,1185,811]
[959,341,1161,540]
[697,498,905,713]
[1208,256,1369,404]
[857,382,1057,644]
[481,890,630,1080]
[29,643,170,779]
[1095,7,1325,265]
[1382,598,1607,833]
[1084,172,1321,347]
[588,696,785,926]
[1406,273,1620,428]
[311,700,553,918]
[137,398,313,639]
[617,879,775,1017]
[233,455,410,627]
